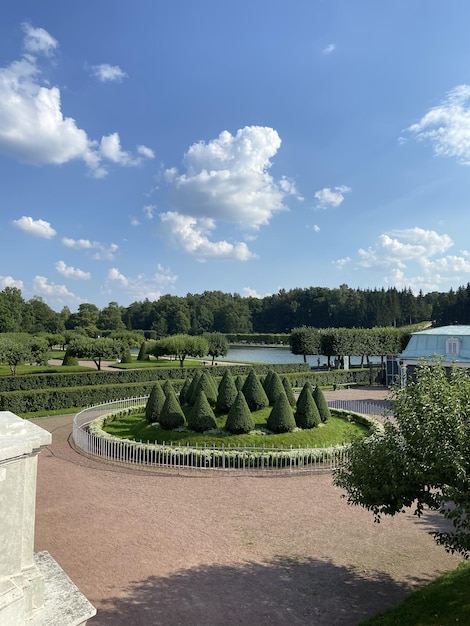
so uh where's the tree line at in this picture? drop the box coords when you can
[2,282,470,336]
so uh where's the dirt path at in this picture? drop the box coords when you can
[34,387,463,625]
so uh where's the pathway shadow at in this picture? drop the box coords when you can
[94,556,422,626]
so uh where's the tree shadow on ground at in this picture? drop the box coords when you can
[93,556,425,626]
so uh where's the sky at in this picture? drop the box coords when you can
[2,1,470,313]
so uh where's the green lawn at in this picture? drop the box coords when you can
[360,562,470,625]
[104,408,369,448]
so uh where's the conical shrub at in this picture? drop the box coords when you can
[122,345,133,364]
[179,377,192,405]
[266,371,285,406]
[163,379,174,397]
[262,370,274,393]
[295,383,320,429]
[186,371,203,406]
[235,375,244,391]
[266,392,296,433]
[216,369,238,413]
[62,349,78,366]
[313,385,331,422]
[145,383,166,424]
[242,370,269,411]
[190,370,217,406]
[137,341,149,361]
[282,377,297,408]
[187,390,217,432]
[225,391,254,434]
[159,387,185,430]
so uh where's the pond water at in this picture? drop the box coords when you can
[216,345,381,367]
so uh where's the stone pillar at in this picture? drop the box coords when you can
[0,411,96,625]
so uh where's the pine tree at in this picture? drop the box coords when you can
[187,390,217,432]
[282,376,297,407]
[137,341,149,361]
[241,370,269,411]
[295,383,320,429]
[225,391,254,434]
[216,369,238,413]
[159,387,186,430]
[313,385,331,422]
[145,384,166,424]
[266,392,296,433]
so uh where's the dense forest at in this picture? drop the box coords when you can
[1,283,469,336]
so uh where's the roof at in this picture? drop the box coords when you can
[400,325,470,363]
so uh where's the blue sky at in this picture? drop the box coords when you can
[2,1,470,312]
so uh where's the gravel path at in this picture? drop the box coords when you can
[33,387,463,625]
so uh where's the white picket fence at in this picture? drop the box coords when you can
[326,399,391,418]
[71,396,379,473]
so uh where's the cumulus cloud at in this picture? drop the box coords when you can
[322,43,336,55]
[107,264,178,301]
[314,186,351,210]
[332,257,351,269]
[90,63,127,82]
[405,84,470,164]
[99,133,154,166]
[55,260,90,280]
[32,275,81,305]
[143,204,156,219]
[0,275,24,290]
[62,237,118,260]
[242,287,262,298]
[12,216,56,238]
[0,25,152,177]
[160,211,256,261]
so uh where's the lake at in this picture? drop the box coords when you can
[216,345,381,367]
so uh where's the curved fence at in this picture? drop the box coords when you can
[72,396,384,473]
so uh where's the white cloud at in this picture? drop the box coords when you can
[314,185,351,210]
[165,126,297,230]
[311,224,320,232]
[160,211,256,261]
[0,275,24,290]
[137,145,155,159]
[107,264,178,301]
[32,275,81,305]
[90,63,127,82]
[55,260,90,280]
[332,257,351,269]
[0,25,151,177]
[405,84,470,164]
[22,23,58,56]
[143,204,156,219]
[322,43,336,55]
[62,237,118,260]
[12,216,56,238]
[242,287,261,298]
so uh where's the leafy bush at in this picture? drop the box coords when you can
[62,350,78,366]
[159,387,185,429]
[242,370,269,411]
[267,392,297,433]
[179,377,191,405]
[282,376,297,407]
[225,391,254,435]
[190,370,217,406]
[145,384,166,424]
[216,370,238,413]
[265,371,285,406]
[137,341,149,361]
[187,390,217,432]
[295,383,320,429]
[313,385,331,422]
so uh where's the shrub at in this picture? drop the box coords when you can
[145,384,166,424]
[122,345,133,364]
[163,379,174,397]
[186,371,203,405]
[137,341,149,361]
[242,370,269,411]
[179,377,191,405]
[266,392,296,433]
[295,383,320,429]
[190,370,217,406]
[313,385,331,422]
[216,370,238,413]
[262,370,273,393]
[282,376,297,408]
[265,371,285,406]
[235,375,244,391]
[62,350,78,366]
[225,391,254,434]
[159,387,185,430]
[187,390,217,432]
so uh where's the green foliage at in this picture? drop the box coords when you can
[179,377,191,405]
[0,333,49,375]
[62,350,78,366]
[334,363,470,558]
[190,370,217,406]
[122,345,133,364]
[159,386,186,429]
[187,390,217,432]
[162,379,174,397]
[265,371,285,406]
[282,376,297,407]
[225,391,255,434]
[216,369,238,413]
[289,327,320,363]
[313,385,331,422]
[153,334,209,367]
[266,392,296,433]
[262,370,273,393]
[145,384,166,423]
[137,342,149,361]
[67,336,126,370]
[242,369,269,411]
[235,375,244,390]
[203,331,229,364]
[295,383,320,429]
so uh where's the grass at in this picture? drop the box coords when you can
[359,561,470,625]
[104,408,369,448]
[111,358,203,369]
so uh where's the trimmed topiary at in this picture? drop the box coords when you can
[313,385,331,422]
[282,376,297,408]
[265,371,285,406]
[187,390,217,432]
[122,345,133,364]
[216,369,238,413]
[62,350,78,366]
[137,341,149,361]
[145,383,166,424]
[235,375,245,391]
[186,371,203,406]
[225,391,254,434]
[295,382,320,429]
[266,392,296,433]
[190,370,217,406]
[242,369,269,411]
[179,377,192,405]
[159,387,186,430]
[163,379,174,397]
[262,370,273,393]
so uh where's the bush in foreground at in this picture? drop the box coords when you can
[159,386,185,429]
[225,391,255,435]
[267,392,296,433]
[187,390,217,432]
[295,382,320,429]
[145,384,166,424]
